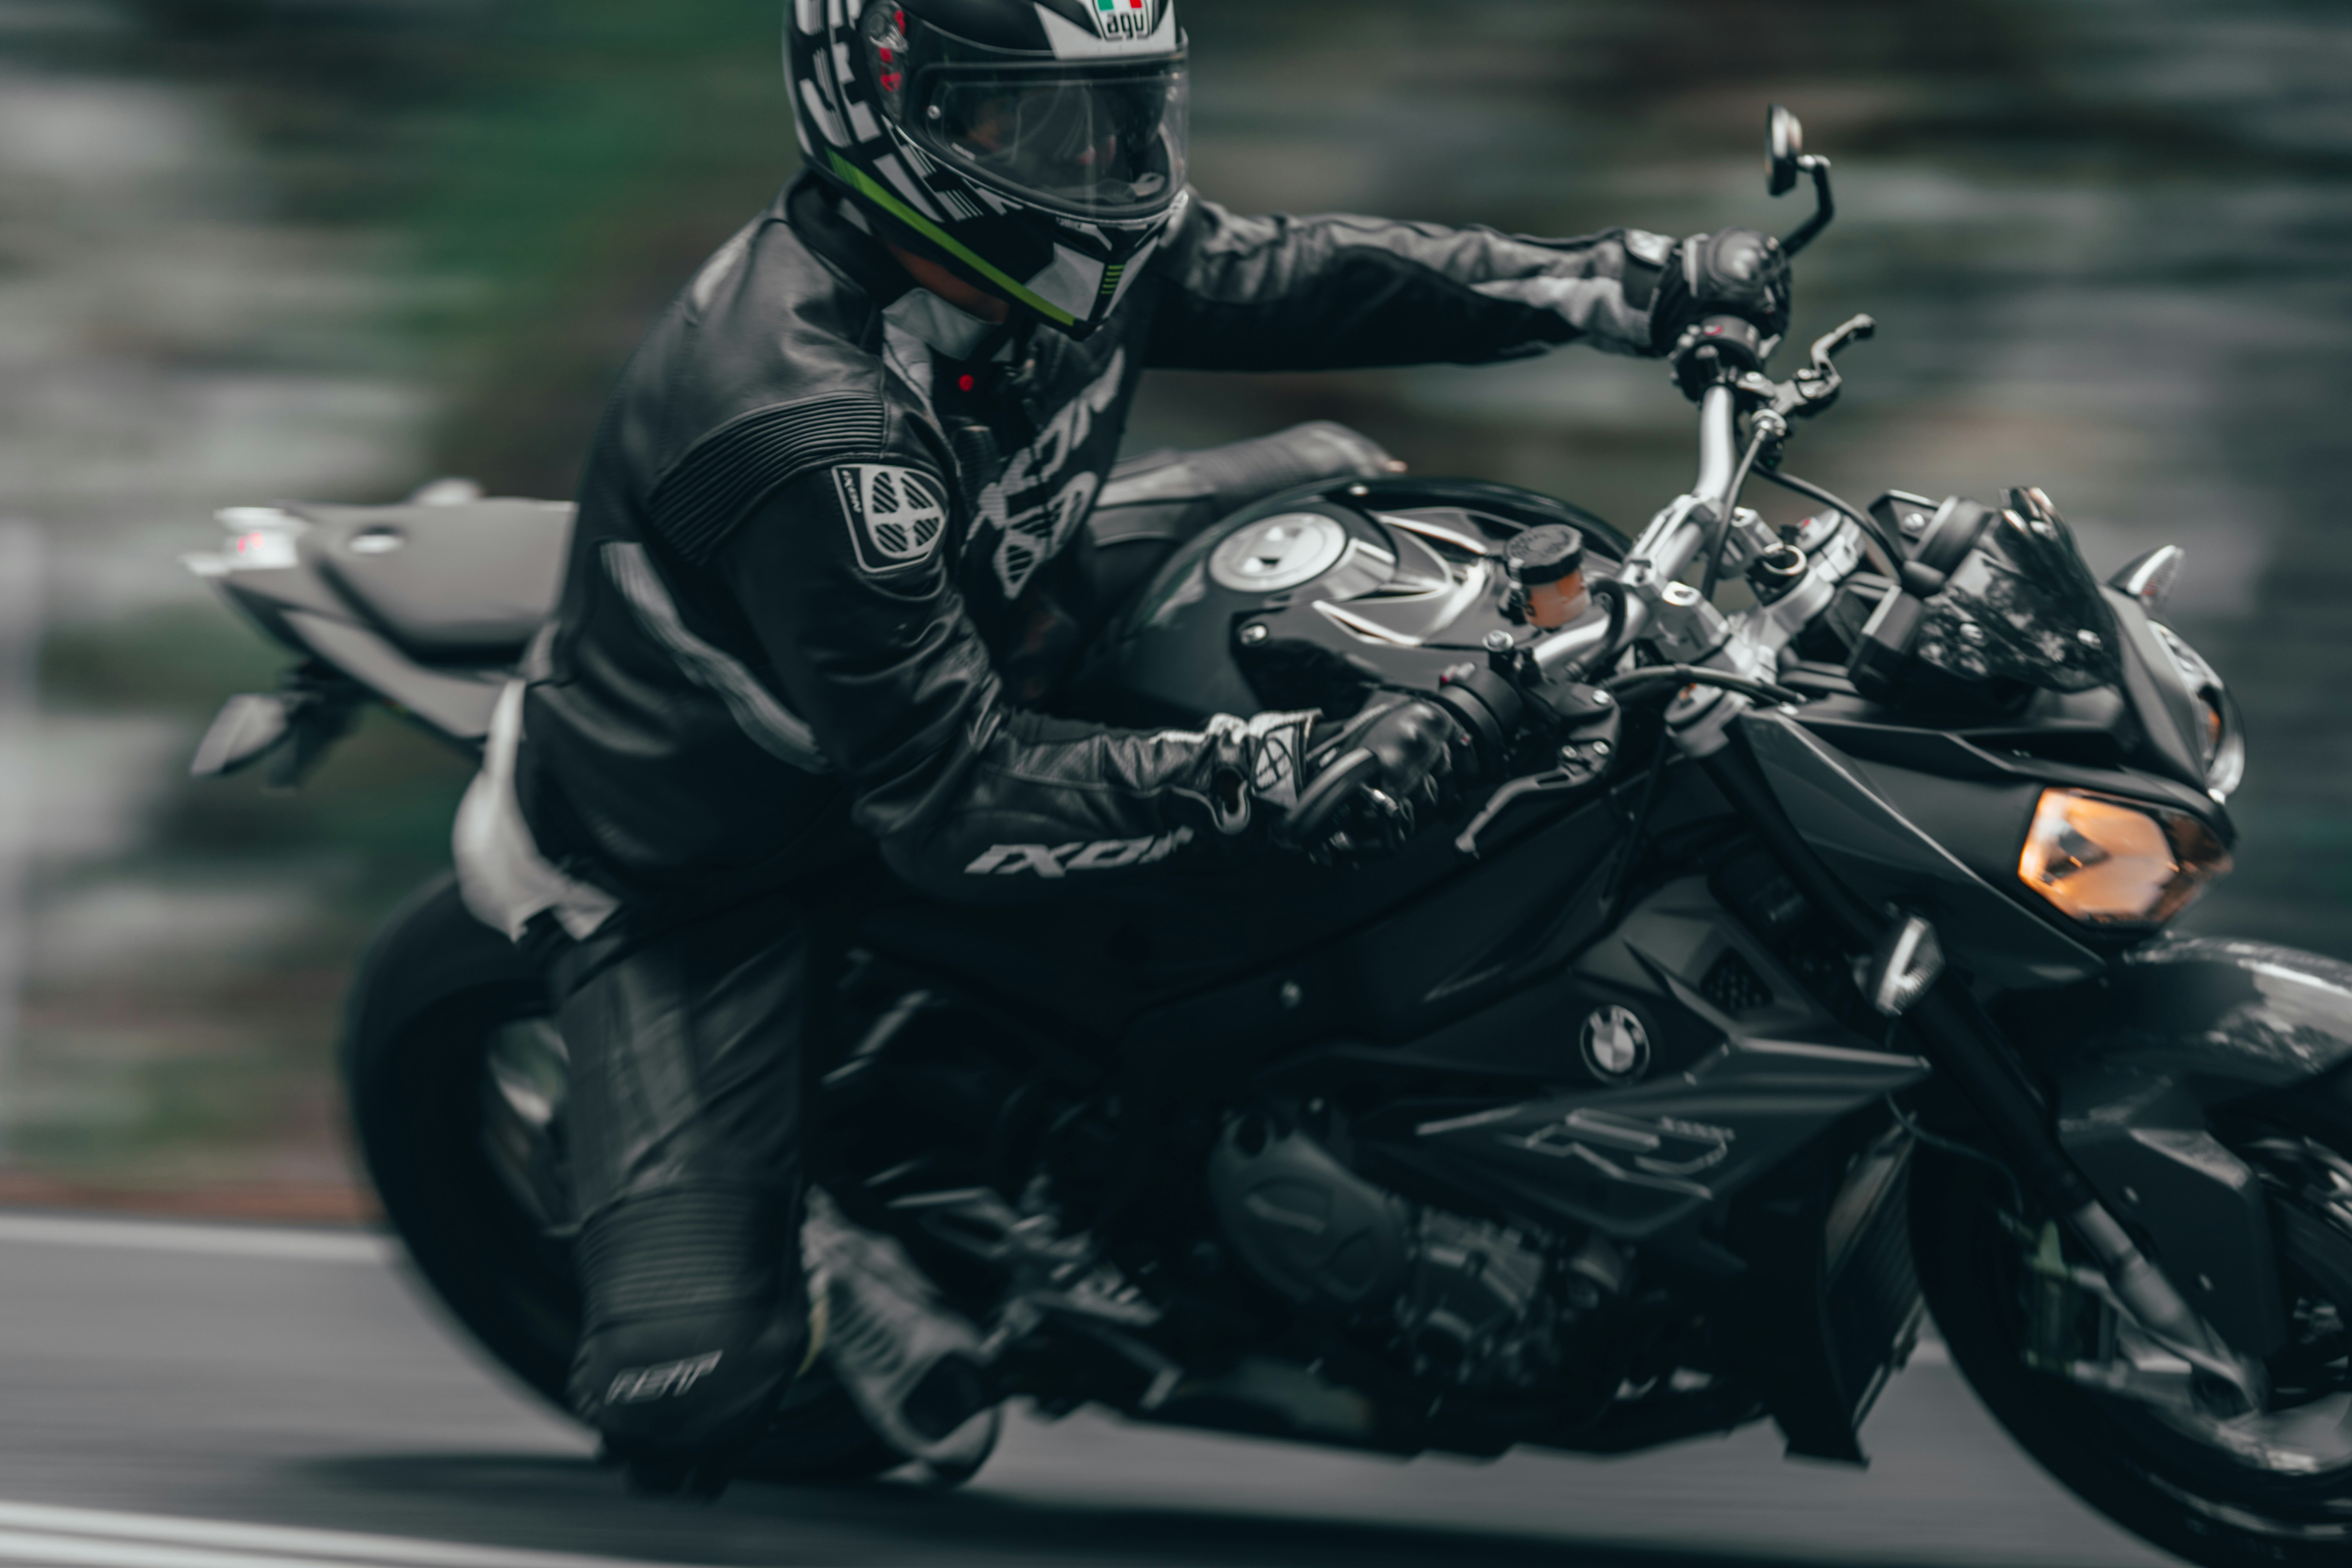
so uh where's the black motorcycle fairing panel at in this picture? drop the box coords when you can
[2014,934,2352,1357]
[1839,757,2044,898]
[1259,972,1716,1109]
[1737,710,2102,989]
[1259,873,1872,1156]
[1359,1039,1927,1250]
[1261,869,1868,1107]
[1795,709,2226,831]
[1574,875,1864,1051]
[2102,586,2211,794]
[1342,796,1620,1035]
[854,791,1608,1039]
[1706,1122,1923,1465]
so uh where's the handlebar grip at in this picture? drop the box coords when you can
[1280,748,1383,849]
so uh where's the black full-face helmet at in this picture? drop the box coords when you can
[788,0,1189,338]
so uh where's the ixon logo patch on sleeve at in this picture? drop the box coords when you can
[836,464,948,574]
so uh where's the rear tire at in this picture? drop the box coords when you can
[342,875,900,1484]
[1915,1139,2352,1568]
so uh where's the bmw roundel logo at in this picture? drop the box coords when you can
[1581,1004,1651,1083]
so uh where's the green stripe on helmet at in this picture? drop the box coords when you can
[828,152,1078,328]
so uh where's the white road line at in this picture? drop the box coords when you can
[0,1214,390,1265]
[0,1525,364,1568]
[0,1503,698,1568]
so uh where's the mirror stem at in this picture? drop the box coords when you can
[1780,155,1835,256]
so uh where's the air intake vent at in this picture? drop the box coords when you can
[1700,948,1772,1014]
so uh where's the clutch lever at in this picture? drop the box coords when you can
[1454,689,1623,858]
[1455,767,1588,859]
[1740,313,1877,426]
[1809,312,1877,370]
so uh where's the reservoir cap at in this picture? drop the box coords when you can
[1506,524,1584,586]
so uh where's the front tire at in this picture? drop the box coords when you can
[1915,1137,2352,1567]
[342,875,899,1483]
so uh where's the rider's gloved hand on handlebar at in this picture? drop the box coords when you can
[1276,697,1463,863]
[1651,226,1794,374]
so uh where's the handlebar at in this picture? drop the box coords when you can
[1517,131,1867,686]
[1691,384,1742,512]
[1529,401,1730,679]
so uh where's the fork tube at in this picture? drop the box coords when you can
[1700,729,2096,1215]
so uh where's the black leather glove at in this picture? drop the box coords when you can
[1651,227,1793,394]
[1278,697,1463,861]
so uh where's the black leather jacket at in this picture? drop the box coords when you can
[517,174,1672,904]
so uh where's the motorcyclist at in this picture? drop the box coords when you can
[450,0,1792,1495]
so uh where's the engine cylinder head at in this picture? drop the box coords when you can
[1206,1111,1637,1394]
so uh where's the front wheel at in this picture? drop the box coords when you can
[343,875,900,1483]
[1915,1132,2352,1567]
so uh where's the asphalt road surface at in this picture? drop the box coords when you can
[0,1211,2183,1568]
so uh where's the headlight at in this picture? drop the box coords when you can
[2150,623,2246,802]
[2017,788,2232,927]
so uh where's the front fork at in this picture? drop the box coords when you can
[1699,734,2271,1418]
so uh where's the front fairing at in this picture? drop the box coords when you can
[1744,570,2240,985]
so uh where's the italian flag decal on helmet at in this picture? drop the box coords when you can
[1091,0,1161,43]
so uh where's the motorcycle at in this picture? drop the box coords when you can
[182,106,2352,1568]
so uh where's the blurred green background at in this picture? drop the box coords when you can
[0,0,2347,1209]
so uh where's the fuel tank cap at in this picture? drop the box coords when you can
[1208,512,1348,593]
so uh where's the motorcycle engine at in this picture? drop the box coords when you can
[1206,1111,1630,1392]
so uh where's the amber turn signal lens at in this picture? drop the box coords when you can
[2017,788,2232,926]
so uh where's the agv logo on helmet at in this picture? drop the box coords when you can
[1089,0,1163,43]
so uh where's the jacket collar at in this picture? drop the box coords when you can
[786,173,1013,364]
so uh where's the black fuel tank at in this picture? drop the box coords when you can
[1106,477,1626,728]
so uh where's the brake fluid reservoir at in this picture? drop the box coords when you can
[1505,525,1588,629]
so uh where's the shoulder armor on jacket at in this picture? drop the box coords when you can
[648,394,889,564]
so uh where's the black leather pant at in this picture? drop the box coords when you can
[554,422,1393,1465]
[553,892,810,1465]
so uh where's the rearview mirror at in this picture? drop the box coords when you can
[1768,104,1803,196]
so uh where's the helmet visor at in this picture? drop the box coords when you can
[913,61,1187,220]
[861,5,1187,223]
